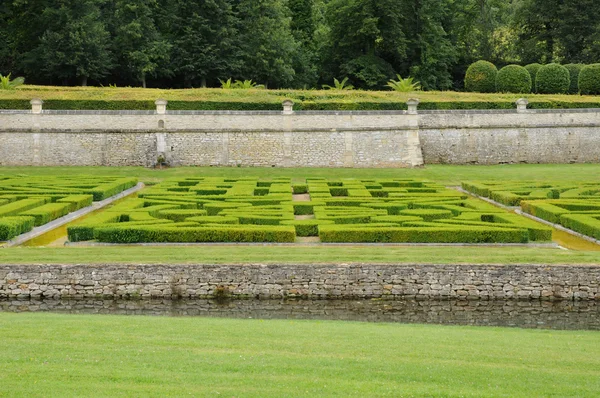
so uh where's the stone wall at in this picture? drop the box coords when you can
[419,109,600,164]
[1,263,598,300]
[0,110,422,168]
[1,107,600,167]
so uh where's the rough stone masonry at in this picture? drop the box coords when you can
[1,99,600,167]
[1,263,598,300]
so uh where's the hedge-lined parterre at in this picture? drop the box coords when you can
[66,177,551,244]
[0,176,137,241]
[462,180,600,241]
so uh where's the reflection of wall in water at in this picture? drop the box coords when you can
[1,299,598,331]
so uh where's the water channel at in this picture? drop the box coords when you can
[1,298,598,331]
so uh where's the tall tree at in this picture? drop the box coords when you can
[111,0,170,87]
[167,0,240,88]
[32,0,113,85]
[235,0,298,88]
[402,0,457,91]
[324,0,406,89]
[289,0,319,88]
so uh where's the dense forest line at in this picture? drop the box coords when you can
[1,0,599,90]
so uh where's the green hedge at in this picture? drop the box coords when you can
[281,219,335,237]
[94,225,296,243]
[525,64,542,93]
[0,216,35,240]
[67,213,122,242]
[20,202,72,226]
[536,63,571,94]
[496,65,532,94]
[319,225,529,243]
[578,64,600,95]
[156,209,208,222]
[465,61,498,93]
[563,64,584,94]
[0,198,49,218]
[559,214,600,240]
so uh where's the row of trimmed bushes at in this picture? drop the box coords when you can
[465,61,600,95]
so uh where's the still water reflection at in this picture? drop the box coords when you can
[1,298,599,331]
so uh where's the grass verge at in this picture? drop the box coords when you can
[0,313,598,397]
[2,246,600,265]
[1,164,599,185]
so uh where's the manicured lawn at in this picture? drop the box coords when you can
[0,313,598,397]
[1,164,599,185]
[2,245,600,264]
[3,85,600,108]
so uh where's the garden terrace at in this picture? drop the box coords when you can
[67,177,552,244]
[0,176,137,241]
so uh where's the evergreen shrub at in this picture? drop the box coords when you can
[524,63,542,92]
[578,64,600,95]
[563,64,584,94]
[496,65,532,93]
[536,64,570,94]
[464,61,498,93]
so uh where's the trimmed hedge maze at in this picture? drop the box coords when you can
[67,178,552,244]
[463,181,600,241]
[0,176,137,241]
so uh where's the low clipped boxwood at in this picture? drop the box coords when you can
[524,63,542,93]
[563,64,584,94]
[578,64,600,95]
[496,65,532,93]
[464,61,498,93]
[536,63,570,94]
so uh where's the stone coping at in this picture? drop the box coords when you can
[2,108,600,116]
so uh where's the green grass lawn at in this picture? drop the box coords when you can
[2,164,599,185]
[2,245,600,265]
[0,313,598,397]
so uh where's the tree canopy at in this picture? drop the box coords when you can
[1,0,599,90]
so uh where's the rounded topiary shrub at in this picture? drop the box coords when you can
[564,64,584,94]
[536,63,570,94]
[524,63,542,92]
[496,65,532,93]
[464,60,498,93]
[578,64,600,95]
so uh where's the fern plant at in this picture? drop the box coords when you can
[232,79,264,89]
[220,78,264,89]
[0,73,25,90]
[219,78,233,89]
[386,75,421,92]
[322,77,354,90]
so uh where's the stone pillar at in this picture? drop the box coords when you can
[282,100,294,115]
[155,99,168,115]
[516,98,529,113]
[407,98,420,115]
[30,99,43,114]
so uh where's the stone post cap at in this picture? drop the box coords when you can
[406,98,420,115]
[282,99,294,115]
[30,98,44,114]
[516,98,529,106]
[516,98,529,113]
[155,99,168,115]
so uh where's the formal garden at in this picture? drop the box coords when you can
[2,1,600,395]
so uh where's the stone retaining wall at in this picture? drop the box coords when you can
[1,263,598,300]
[1,107,600,167]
